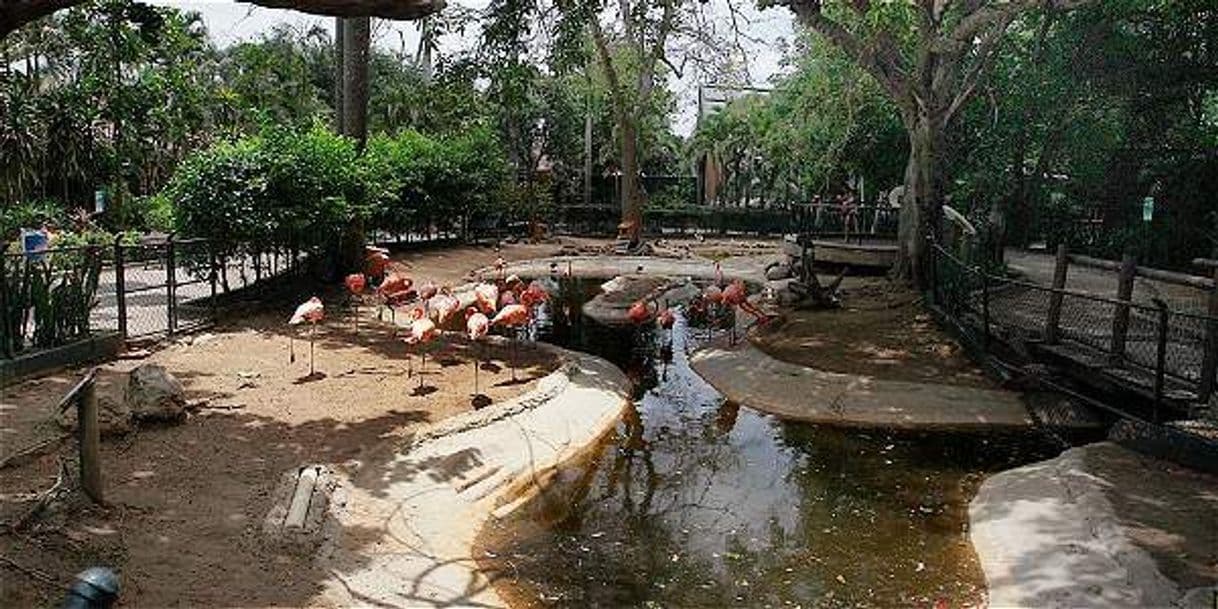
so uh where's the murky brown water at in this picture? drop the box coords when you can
[477,278,1060,608]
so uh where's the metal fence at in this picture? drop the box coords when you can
[2,236,306,358]
[930,242,1218,416]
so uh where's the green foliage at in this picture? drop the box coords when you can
[166,124,359,256]
[689,34,905,206]
[1,247,105,355]
[0,200,67,243]
[363,126,512,233]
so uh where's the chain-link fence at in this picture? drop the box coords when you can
[931,242,1218,414]
[3,236,307,361]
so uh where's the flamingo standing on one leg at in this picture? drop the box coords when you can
[405,307,440,391]
[492,303,530,382]
[345,273,366,333]
[465,307,490,397]
[289,297,325,375]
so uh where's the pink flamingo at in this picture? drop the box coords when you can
[365,247,390,281]
[474,282,499,315]
[345,273,366,332]
[498,290,517,309]
[377,272,415,326]
[492,303,530,381]
[722,279,772,343]
[405,307,440,390]
[627,300,653,325]
[288,297,325,375]
[427,287,460,327]
[465,307,490,395]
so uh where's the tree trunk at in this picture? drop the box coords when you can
[334,17,346,134]
[341,17,369,150]
[895,114,944,288]
[619,118,643,244]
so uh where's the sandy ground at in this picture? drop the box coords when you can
[0,258,560,606]
[751,277,993,387]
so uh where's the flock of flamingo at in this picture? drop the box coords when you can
[286,251,770,401]
[286,249,555,400]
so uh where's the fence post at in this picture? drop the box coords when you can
[1152,298,1168,423]
[1109,253,1137,365]
[166,234,177,336]
[113,235,127,339]
[78,372,103,502]
[1198,262,1218,403]
[208,240,218,324]
[1044,244,1069,344]
[0,253,11,359]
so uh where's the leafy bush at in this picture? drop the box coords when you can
[166,123,360,256]
[363,126,512,235]
[0,200,66,244]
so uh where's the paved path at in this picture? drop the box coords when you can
[687,340,1054,429]
[970,442,1217,608]
[316,345,630,608]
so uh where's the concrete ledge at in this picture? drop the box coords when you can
[688,341,1040,430]
[0,332,122,387]
[970,443,1215,608]
[316,344,630,608]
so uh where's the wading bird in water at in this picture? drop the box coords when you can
[288,297,325,375]
[465,307,490,397]
[722,279,773,343]
[405,307,440,390]
[492,303,530,381]
[344,273,366,332]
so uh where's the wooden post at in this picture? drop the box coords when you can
[1152,299,1169,423]
[1197,260,1218,402]
[114,235,127,339]
[1044,244,1069,343]
[78,374,103,503]
[166,234,177,336]
[1110,253,1137,365]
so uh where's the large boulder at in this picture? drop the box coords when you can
[125,363,187,422]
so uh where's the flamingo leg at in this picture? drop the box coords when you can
[289,333,295,364]
[309,322,316,375]
[511,331,518,382]
[419,350,426,390]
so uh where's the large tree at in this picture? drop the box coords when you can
[781,0,1089,285]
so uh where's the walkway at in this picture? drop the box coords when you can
[315,345,629,608]
[689,341,1098,430]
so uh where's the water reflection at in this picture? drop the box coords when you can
[478,278,1058,608]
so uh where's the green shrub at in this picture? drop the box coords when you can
[165,123,359,255]
[0,200,66,244]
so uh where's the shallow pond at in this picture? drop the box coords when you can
[478,277,1060,608]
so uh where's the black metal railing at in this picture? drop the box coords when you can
[930,242,1218,418]
[790,203,901,243]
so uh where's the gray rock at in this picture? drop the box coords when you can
[126,363,187,422]
[765,261,793,280]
